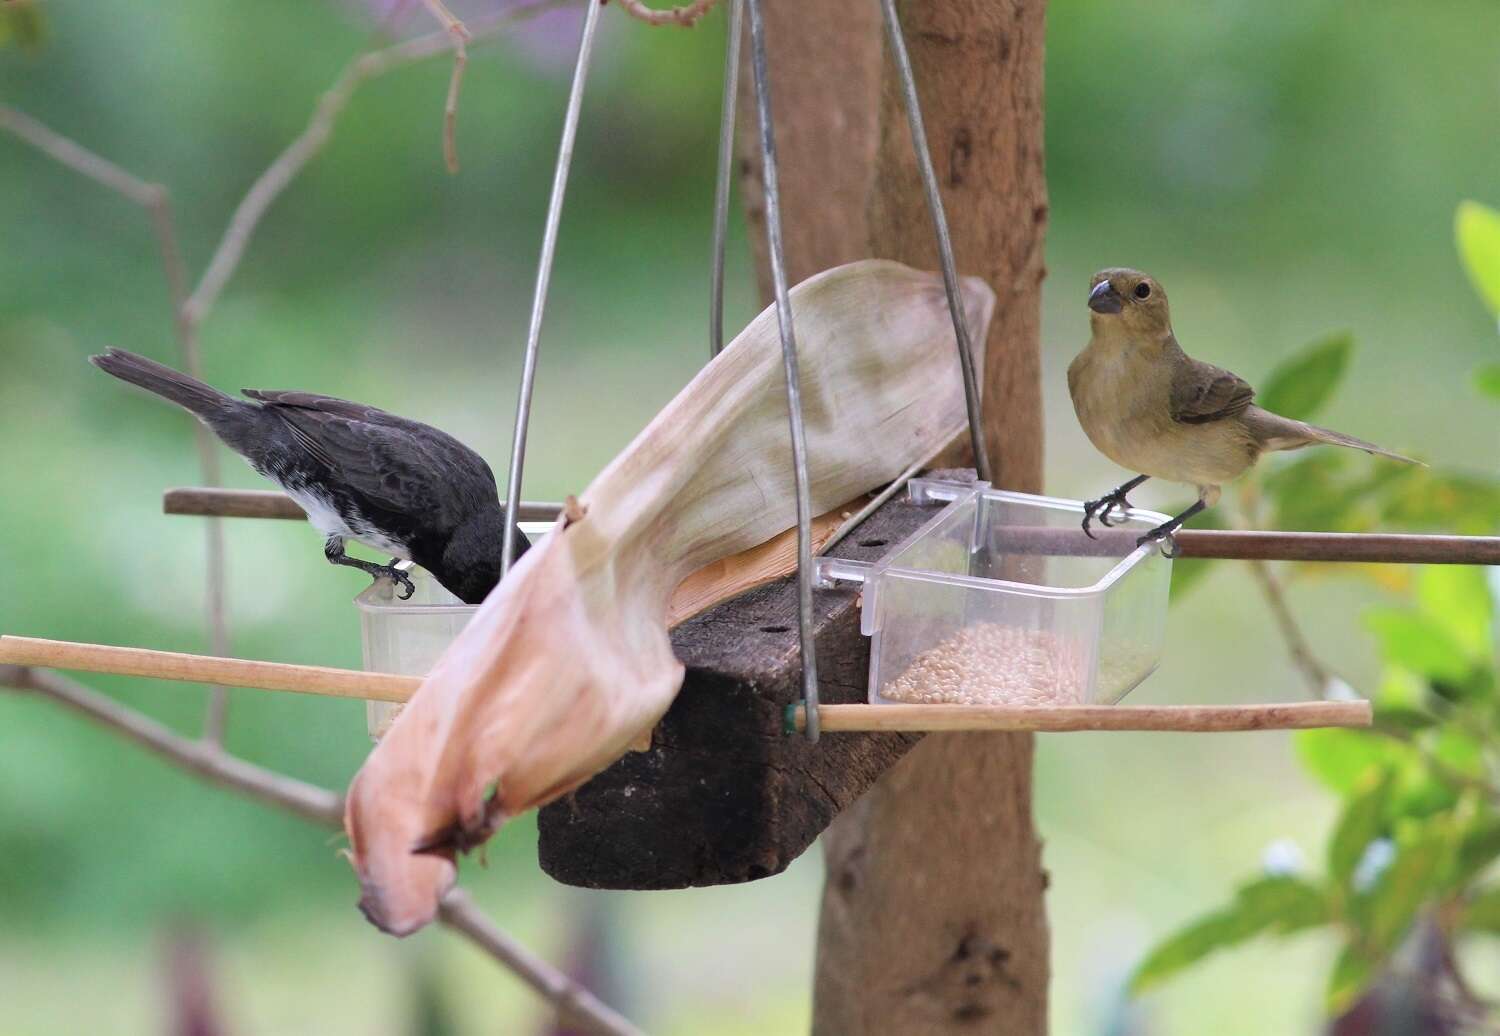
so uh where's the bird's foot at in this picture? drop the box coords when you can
[1081,490,1134,539]
[1136,521,1183,559]
[377,565,416,600]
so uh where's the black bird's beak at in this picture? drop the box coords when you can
[1088,280,1123,314]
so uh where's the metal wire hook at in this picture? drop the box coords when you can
[502,0,603,576]
[877,0,992,484]
[745,0,820,742]
[709,0,744,359]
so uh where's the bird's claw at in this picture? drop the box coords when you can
[382,566,416,600]
[1081,492,1133,539]
[1135,526,1181,559]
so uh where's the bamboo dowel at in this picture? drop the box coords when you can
[787,700,1372,733]
[0,636,417,703]
[164,487,564,524]
[3,636,1373,734]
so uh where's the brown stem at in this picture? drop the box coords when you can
[612,0,721,27]
[1245,558,1331,697]
[437,890,646,1036]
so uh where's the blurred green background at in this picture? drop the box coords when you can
[1,0,1497,1032]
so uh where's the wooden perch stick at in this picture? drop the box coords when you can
[164,487,564,524]
[0,636,416,702]
[1007,527,1500,565]
[163,489,1500,565]
[0,637,1371,735]
[788,700,1371,733]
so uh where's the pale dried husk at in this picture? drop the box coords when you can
[345,260,996,934]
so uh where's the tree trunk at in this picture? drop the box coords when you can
[737,1,1050,1032]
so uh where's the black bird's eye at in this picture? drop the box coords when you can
[1134,282,1152,300]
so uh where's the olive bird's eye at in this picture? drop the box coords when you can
[1134,283,1152,300]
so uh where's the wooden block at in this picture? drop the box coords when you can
[535,478,967,890]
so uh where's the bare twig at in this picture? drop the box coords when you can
[148,192,233,744]
[0,104,161,204]
[183,0,571,327]
[0,103,235,743]
[1228,498,1336,697]
[438,890,647,1036]
[613,0,721,27]
[0,665,645,1034]
[0,666,341,825]
[442,39,468,173]
[418,0,471,173]
[1246,558,1332,696]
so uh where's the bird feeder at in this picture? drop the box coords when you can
[355,519,551,739]
[356,567,474,740]
[818,479,1171,709]
[8,0,1500,915]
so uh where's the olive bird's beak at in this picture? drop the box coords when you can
[1088,280,1123,314]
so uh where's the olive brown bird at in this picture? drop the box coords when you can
[1068,268,1418,548]
[91,348,528,604]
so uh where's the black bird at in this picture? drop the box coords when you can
[91,348,528,604]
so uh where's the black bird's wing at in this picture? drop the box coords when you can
[1168,354,1255,425]
[241,389,499,537]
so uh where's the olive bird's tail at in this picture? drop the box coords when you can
[1299,422,1422,465]
[90,348,235,420]
[1246,406,1422,465]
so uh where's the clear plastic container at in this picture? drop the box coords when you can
[355,565,477,739]
[817,480,1172,707]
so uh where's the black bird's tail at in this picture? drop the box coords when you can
[90,348,234,420]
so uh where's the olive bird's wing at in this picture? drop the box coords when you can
[1169,356,1255,425]
[242,390,498,535]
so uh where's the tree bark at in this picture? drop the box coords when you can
[737,1,1050,1032]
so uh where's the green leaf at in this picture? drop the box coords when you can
[1330,771,1393,886]
[1463,885,1500,934]
[1296,728,1392,794]
[1131,908,1270,994]
[1372,705,1438,735]
[1456,201,1500,318]
[1453,818,1500,889]
[1129,877,1335,995]
[1432,727,1485,777]
[1263,450,1412,533]
[1378,468,1500,535]
[1416,565,1493,658]
[1259,333,1353,422]
[1326,942,1376,1014]
[1475,363,1500,400]
[1237,875,1333,933]
[1366,834,1446,954]
[1364,609,1472,683]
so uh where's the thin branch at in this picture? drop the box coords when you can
[0,104,161,204]
[1229,496,1336,697]
[0,666,645,1035]
[613,0,721,27]
[418,0,471,173]
[0,666,341,825]
[0,103,235,743]
[146,189,233,744]
[438,890,647,1036]
[182,0,571,327]
[442,39,468,173]
[1246,558,1332,697]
